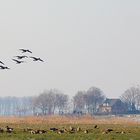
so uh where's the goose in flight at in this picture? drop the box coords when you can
[30,57,44,62]
[0,65,10,70]
[12,59,25,64]
[0,61,4,65]
[14,55,28,59]
[19,49,32,53]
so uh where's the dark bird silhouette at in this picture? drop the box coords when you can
[14,55,28,59]
[0,61,4,65]
[35,129,47,134]
[12,59,25,64]
[30,57,44,62]
[50,128,58,132]
[6,126,14,133]
[0,65,10,70]
[19,49,32,53]
[57,129,65,134]
[106,128,113,132]
[94,125,98,129]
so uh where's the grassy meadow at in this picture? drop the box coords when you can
[0,116,139,140]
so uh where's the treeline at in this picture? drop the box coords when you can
[0,86,140,116]
[32,89,69,115]
[0,97,32,116]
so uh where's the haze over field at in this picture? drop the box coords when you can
[0,0,140,98]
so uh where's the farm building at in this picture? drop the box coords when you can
[98,98,127,115]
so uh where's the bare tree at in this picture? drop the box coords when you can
[0,96,33,116]
[33,93,48,115]
[120,86,140,112]
[73,91,86,114]
[55,93,68,115]
[85,87,105,114]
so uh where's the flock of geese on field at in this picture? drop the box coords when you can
[0,125,127,135]
[0,49,44,70]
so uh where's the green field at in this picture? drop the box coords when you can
[0,123,139,140]
[0,116,139,140]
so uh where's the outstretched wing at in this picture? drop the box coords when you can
[12,59,19,63]
[14,56,21,59]
[27,50,32,53]
[30,56,36,59]
[39,58,44,62]
[19,49,25,52]
[30,57,37,61]
[0,61,4,65]
[0,65,4,69]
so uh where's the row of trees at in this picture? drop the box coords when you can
[121,86,140,112]
[0,97,32,116]
[73,87,105,114]
[32,89,69,115]
[0,86,140,116]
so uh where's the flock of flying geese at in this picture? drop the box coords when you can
[0,49,44,70]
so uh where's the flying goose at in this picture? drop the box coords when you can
[14,55,28,59]
[0,65,10,70]
[30,57,44,62]
[19,49,32,53]
[12,59,25,64]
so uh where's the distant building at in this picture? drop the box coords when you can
[98,98,127,115]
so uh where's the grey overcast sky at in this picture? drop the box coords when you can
[0,0,140,98]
